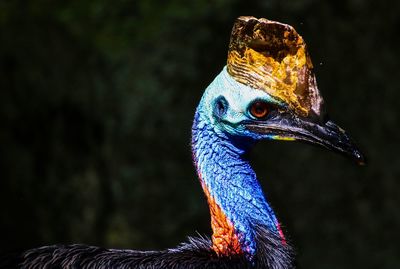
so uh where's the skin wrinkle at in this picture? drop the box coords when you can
[207,150,269,218]
[218,173,267,213]
[192,107,281,258]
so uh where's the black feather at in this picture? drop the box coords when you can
[0,226,294,269]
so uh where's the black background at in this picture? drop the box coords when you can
[0,1,399,268]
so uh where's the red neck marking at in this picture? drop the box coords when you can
[201,182,243,256]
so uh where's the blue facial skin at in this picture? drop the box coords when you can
[191,67,285,257]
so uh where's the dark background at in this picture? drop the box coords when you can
[0,1,399,268]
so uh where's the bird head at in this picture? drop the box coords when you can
[200,16,364,164]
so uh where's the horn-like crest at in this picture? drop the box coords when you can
[227,16,324,117]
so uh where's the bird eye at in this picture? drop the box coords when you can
[249,101,270,119]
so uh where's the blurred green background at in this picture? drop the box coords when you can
[0,1,399,268]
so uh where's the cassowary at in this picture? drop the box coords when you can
[0,16,364,269]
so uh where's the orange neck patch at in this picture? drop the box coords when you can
[201,182,243,256]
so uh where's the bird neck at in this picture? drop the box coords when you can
[191,110,285,259]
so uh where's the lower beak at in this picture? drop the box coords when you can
[245,113,365,165]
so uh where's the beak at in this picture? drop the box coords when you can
[245,112,365,165]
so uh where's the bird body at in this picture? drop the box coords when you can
[2,226,290,269]
[0,16,363,269]
[2,67,294,269]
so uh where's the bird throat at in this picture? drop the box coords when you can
[200,180,243,256]
[191,109,285,259]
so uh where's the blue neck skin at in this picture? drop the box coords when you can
[191,101,281,257]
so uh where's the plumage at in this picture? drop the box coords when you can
[1,227,293,269]
[0,16,363,269]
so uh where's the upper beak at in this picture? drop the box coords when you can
[245,112,365,165]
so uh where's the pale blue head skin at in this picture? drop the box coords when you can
[191,67,286,258]
[197,66,284,141]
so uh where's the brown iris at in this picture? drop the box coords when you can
[250,101,269,119]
